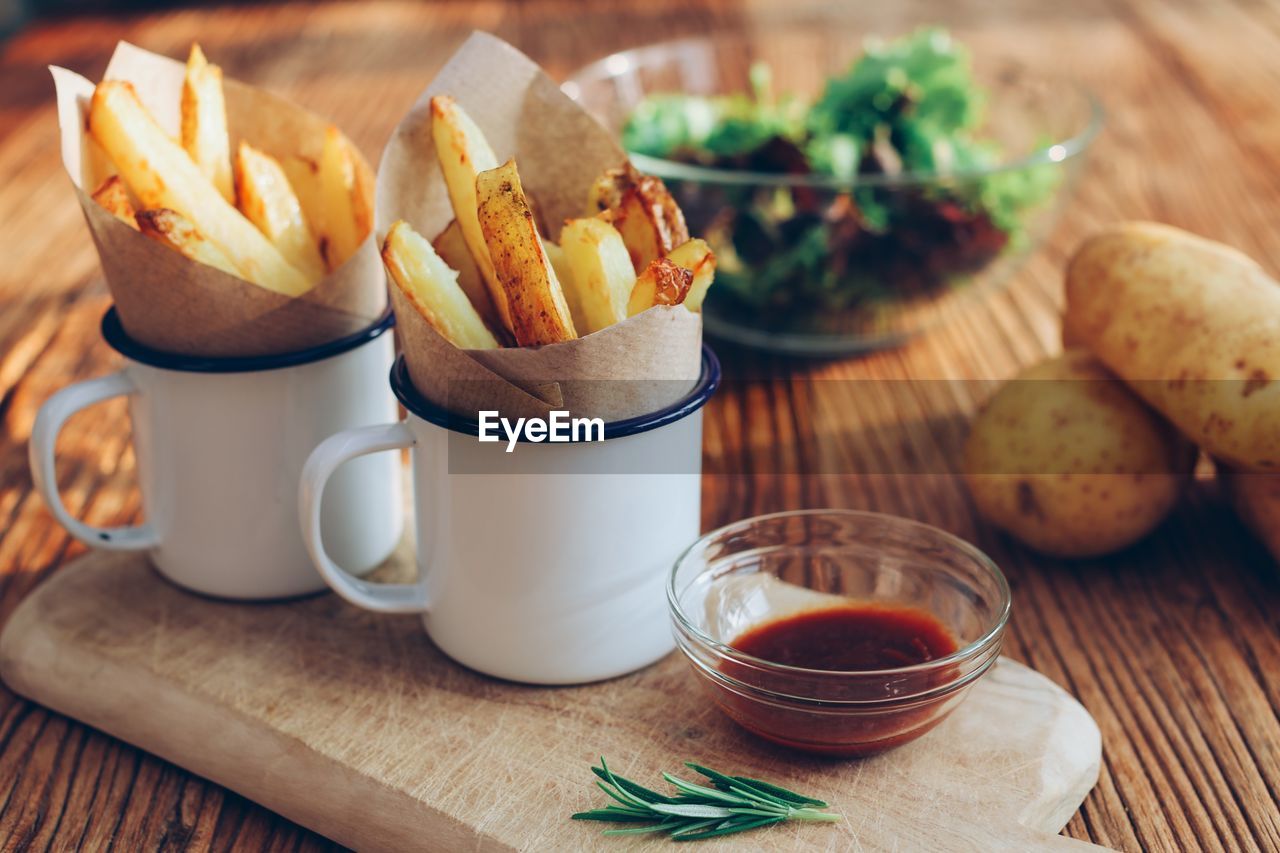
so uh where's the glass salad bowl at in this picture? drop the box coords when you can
[564,29,1102,356]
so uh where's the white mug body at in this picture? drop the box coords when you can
[300,348,720,685]
[30,311,403,600]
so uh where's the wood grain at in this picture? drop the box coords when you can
[0,549,1104,853]
[0,0,1277,850]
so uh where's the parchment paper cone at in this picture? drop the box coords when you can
[376,32,702,422]
[53,42,386,358]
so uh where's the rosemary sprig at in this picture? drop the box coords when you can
[572,758,840,842]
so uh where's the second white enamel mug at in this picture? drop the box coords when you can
[300,347,720,685]
[29,309,403,600]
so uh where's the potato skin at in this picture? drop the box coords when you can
[1063,222,1280,470]
[963,351,1194,558]
[1221,468,1280,563]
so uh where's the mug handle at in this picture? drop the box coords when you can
[299,422,429,613]
[28,370,160,550]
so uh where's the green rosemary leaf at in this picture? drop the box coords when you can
[732,775,829,807]
[595,779,647,811]
[597,759,648,807]
[573,759,838,842]
[648,803,738,819]
[592,766,676,804]
[660,773,757,807]
[572,808,658,823]
[668,818,726,838]
[674,816,786,841]
[725,782,796,810]
[601,823,673,836]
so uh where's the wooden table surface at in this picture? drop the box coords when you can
[1,0,1278,850]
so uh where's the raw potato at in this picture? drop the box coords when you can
[89,80,311,296]
[136,208,242,279]
[476,159,577,346]
[431,95,509,331]
[1064,222,1280,470]
[962,350,1194,558]
[234,142,327,283]
[558,217,635,334]
[181,44,234,203]
[1221,468,1280,564]
[383,220,498,350]
[90,176,137,229]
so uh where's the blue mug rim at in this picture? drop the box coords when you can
[390,344,721,442]
[101,306,395,373]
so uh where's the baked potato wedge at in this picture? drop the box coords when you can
[558,217,636,334]
[136,208,242,279]
[316,126,371,270]
[89,80,310,295]
[588,163,689,272]
[90,175,138,229]
[383,220,498,350]
[476,159,577,346]
[432,218,503,339]
[180,44,234,203]
[665,238,716,312]
[234,142,327,283]
[431,95,509,332]
[627,257,694,316]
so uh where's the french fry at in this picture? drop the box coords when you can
[136,208,242,278]
[90,175,138,229]
[665,238,716,312]
[588,163,689,272]
[383,220,498,350]
[281,155,325,240]
[558,218,636,334]
[180,44,234,203]
[430,95,510,331]
[89,80,311,296]
[317,126,370,271]
[433,218,503,338]
[476,159,577,346]
[627,257,694,316]
[234,142,327,283]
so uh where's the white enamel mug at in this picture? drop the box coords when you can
[30,308,403,600]
[300,347,720,685]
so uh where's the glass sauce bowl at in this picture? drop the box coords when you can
[668,510,1010,757]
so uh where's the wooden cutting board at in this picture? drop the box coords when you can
[0,549,1105,852]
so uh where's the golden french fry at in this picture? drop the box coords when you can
[181,44,234,203]
[589,163,689,272]
[136,208,242,278]
[281,155,324,238]
[383,220,498,350]
[234,142,327,283]
[430,95,510,331]
[627,257,694,316]
[476,159,577,346]
[317,126,369,271]
[89,81,310,296]
[433,218,503,339]
[558,218,636,334]
[666,238,716,312]
[90,175,138,229]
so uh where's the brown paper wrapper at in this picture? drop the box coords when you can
[53,42,386,358]
[376,32,702,422]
